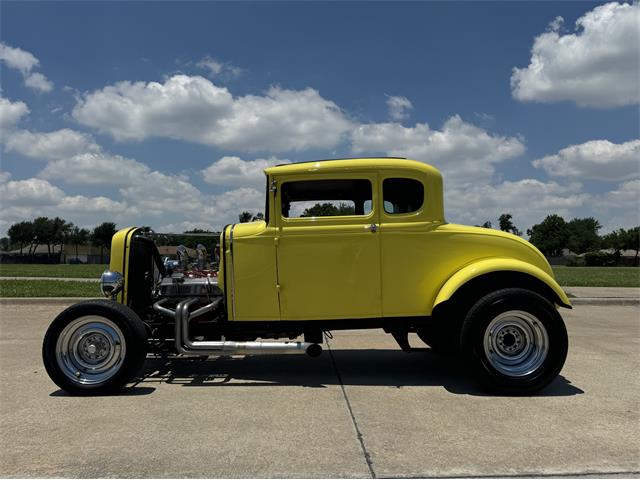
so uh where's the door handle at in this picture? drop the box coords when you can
[367,224,378,233]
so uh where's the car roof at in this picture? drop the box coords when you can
[264,157,441,177]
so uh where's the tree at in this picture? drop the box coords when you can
[238,211,253,223]
[301,202,355,217]
[0,237,9,251]
[626,227,640,262]
[566,217,601,254]
[68,226,90,262]
[51,217,72,255]
[7,221,34,256]
[91,222,117,263]
[606,226,640,262]
[252,212,264,222]
[31,217,55,257]
[499,213,521,236]
[479,221,492,229]
[527,214,568,257]
[603,229,625,253]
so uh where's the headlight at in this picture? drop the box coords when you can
[100,270,123,299]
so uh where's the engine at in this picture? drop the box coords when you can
[158,243,222,298]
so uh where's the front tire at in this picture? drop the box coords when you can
[460,288,568,394]
[42,300,148,395]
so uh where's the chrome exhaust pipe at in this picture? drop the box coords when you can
[153,298,322,357]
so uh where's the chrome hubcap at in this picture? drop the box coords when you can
[55,316,126,385]
[483,310,548,377]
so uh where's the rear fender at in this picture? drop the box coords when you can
[433,258,571,310]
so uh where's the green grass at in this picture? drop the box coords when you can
[0,280,102,297]
[0,264,636,297]
[552,266,639,287]
[0,264,107,279]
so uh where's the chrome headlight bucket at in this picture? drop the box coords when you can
[100,270,123,299]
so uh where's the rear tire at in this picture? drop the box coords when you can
[42,300,148,395]
[460,288,568,394]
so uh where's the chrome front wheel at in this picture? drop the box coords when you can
[43,300,147,395]
[56,316,127,385]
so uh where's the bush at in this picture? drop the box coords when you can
[584,251,621,267]
[565,256,585,267]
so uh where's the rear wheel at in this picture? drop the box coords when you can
[460,288,568,394]
[42,300,147,395]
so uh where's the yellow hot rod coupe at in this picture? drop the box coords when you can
[43,158,570,395]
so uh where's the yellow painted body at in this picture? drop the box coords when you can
[108,226,139,304]
[217,158,570,321]
[109,159,569,320]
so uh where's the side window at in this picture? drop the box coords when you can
[383,178,424,214]
[281,179,373,218]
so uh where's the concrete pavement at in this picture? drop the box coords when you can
[0,301,638,478]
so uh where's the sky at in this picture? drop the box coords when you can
[0,1,638,236]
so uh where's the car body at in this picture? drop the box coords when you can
[43,158,570,395]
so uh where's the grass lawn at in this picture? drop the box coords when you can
[552,266,639,287]
[0,280,102,297]
[0,264,107,279]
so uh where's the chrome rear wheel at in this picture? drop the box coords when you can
[483,310,549,377]
[461,288,568,394]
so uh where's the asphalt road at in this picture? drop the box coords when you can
[0,302,638,478]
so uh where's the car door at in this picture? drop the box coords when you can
[275,173,382,320]
[379,175,442,317]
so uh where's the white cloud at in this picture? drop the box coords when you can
[202,156,288,189]
[511,2,640,107]
[594,180,640,231]
[58,195,127,213]
[386,95,413,121]
[119,170,203,216]
[0,177,65,206]
[445,179,590,231]
[196,56,244,79]
[203,187,265,225]
[24,72,54,93]
[598,179,640,209]
[533,139,640,181]
[39,152,152,186]
[71,74,353,152]
[0,42,38,74]
[0,42,53,93]
[0,97,29,134]
[5,128,99,161]
[351,115,525,184]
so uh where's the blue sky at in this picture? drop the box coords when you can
[1,1,638,235]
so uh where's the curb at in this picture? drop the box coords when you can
[570,298,639,306]
[0,297,101,305]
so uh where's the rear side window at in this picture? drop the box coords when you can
[383,178,424,214]
[281,179,372,218]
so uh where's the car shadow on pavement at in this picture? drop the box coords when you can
[50,386,156,397]
[135,348,583,397]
